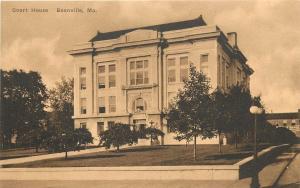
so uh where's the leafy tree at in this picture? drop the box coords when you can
[167,66,214,160]
[99,123,138,152]
[140,127,165,145]
[211,89,230,153]
[0,69,48,150]
[226,85,253,148]
[43,127,93,159]
[48,77,74,130]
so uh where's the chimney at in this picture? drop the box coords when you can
[227,32,237,48]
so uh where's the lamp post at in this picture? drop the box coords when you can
[249,106,263,188]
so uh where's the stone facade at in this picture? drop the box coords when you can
[68,16,253,145]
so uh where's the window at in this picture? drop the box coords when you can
[109,75,116,88]
[136,98,145,112]
[180,57,188,65]
[226,64,230,88]
[167,58,176,83]
[109,96,116,112]
[80,122,87,129]
[97,122,104,135]
[180,57,189,82]
[80,98,87,114]
[200,54,209,76]
[109,64,116,72]
[98,76,105,89]
[217,55,221,86]
[108,121,115,130]
[168,92,176,108]
[98,65,105,89]
[80,77,86,90]
[80,67,86,90]
[80,67,86,75]
[180,68,188,82]
[98,97,105,113]
[133,119,146,131]
[222,58,226,87]
[98,66,105,74]
[200,54,208,63]
[129,59,149,85]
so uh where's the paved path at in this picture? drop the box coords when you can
[275,144,300,188]
[0,147,115,166]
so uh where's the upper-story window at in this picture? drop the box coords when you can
[226,63,230,89]
[129,59,149,85]
[80,98,87,114]
[180,57,189,82]
[167,55,189,84]
[222,57,226,88]
[98,97,105,113]
[200,54,209,76]
[80,67,86,90]
[167,58,176,83]
[98,63,116,89]
[109,96,116,113]
[98,65,105,89]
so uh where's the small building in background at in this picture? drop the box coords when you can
[266,109,300,137]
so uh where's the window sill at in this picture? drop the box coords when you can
[122,83,158,90]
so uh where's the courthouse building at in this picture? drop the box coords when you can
[68,16,253,145]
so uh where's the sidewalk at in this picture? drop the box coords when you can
[0,147,111,166]
[229,151,296,188]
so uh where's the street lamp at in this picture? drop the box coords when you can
[249,106,263,188]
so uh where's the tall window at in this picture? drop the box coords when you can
[109,64,116,88]
[109,96,116,113]
[217,55,221,86]
[167,58,176,83]
[222,58,226,87]
[129,59,149,85]
[200,54,209,76]
[80,98,87,114]
[80,67,86,90]
[97,122,104,135]
[180,56,189,82]
[98,65,105,89]
[98,97,105,113]
[226,63,230,88]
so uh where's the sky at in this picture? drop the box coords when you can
[1,0,300,113]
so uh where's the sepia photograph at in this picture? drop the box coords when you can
[1,0,300,187]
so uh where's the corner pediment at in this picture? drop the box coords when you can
[121,29,159,43]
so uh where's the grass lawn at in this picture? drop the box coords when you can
[0,148,48,160]
[3,144,271,168]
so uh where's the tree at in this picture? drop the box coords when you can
[140,127,165,145]
[211,89,230,153]
[0,69,48,150]
[226,85,253,149]
[48,77,74,130]
[99,123,138,152]
[167,66,214,160]
[43,127,93,159]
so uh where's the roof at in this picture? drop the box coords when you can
[266,112,299,120]
[89,16,207,42]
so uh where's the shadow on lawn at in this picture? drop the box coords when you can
[204,152,252,160]
[113,146,166,153]
[66,154,125,160]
